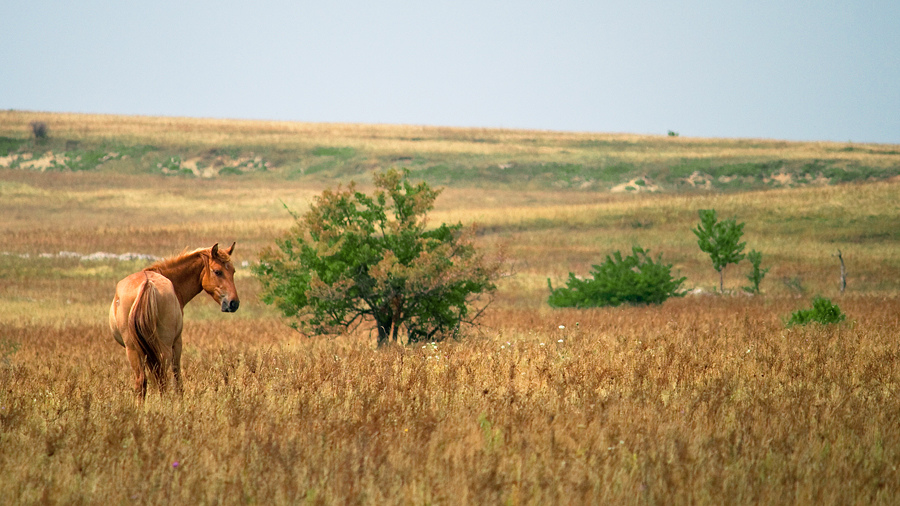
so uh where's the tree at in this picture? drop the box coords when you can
[742,249,769,294]
[252,169,501,346]
[693,209,746,292]
[547,246,686,307]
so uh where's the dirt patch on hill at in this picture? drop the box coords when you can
[0,152,69,171]
[611,177,660,193]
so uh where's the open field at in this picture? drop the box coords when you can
[3,300,900,504]
[2,112,900,504]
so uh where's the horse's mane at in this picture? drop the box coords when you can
[143,245,234,274]
[144,247,225,272]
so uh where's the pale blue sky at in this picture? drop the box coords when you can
[3,1,898,143]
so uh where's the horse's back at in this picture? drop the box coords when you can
[109,271,182,348]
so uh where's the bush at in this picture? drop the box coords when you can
[30,121,48,139]
[787,296,846,326]
[547,246,686,308]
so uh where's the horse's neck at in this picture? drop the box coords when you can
[148,253,205,308]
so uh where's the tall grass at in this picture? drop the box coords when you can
[2,298,899,504]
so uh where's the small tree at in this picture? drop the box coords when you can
[743,249,769,294]
[547,246,686,307]
[253,169,501,346]
[693,209,746,292]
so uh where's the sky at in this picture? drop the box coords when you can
[3,1,899,144]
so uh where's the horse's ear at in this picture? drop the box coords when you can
[211,243,219,258]
[226,242,235,255]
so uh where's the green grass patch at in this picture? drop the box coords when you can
[0,136,25,156]
[838,145,900,156]
[53,149,116,171]
[668,159,713,179]
[311,146,356,159]
[710,161,783,179]
[218,166,244,176]
[415,162,638,189]
[668,160,783,181]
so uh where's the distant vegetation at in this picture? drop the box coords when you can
[2,111,899,191]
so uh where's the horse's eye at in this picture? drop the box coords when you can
[214,269,224,277]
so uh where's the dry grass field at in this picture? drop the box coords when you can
[1,112,900,504]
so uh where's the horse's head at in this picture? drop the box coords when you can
[201,242,240,312]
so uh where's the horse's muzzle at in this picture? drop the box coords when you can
[221,299,240,312]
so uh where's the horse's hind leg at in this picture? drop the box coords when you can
[172,333,184,396]
[125,346,147,400]
[151,348,171,395]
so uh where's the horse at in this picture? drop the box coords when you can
[108,242,240,399]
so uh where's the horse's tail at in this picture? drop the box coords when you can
[129,272,163,373]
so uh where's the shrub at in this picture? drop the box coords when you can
[787,296,846,327]
[30,121,48,139]
[547,246,686,308]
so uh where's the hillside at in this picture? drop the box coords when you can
[3,110,899,192]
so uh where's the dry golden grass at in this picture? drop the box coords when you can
[3,175,898,315]
[2,113,900,504]
[2,299,899,504]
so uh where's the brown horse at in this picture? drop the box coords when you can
[108,243,240,399]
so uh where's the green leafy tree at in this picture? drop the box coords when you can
[693,209,746,292]
[547,246,686,307]
[743,249,769,294]
[252,169,501,346]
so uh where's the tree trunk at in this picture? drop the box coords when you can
[837,250,846,295]
[391,321,401,343]
[376,318,391,348]
[719,268,724,293]
[390,295,403,343]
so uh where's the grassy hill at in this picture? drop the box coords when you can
[3,110,899,191]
